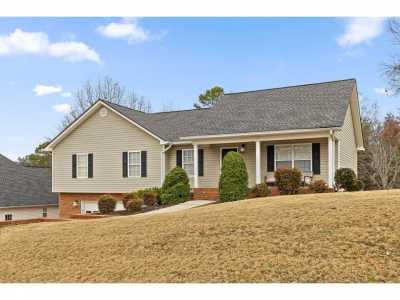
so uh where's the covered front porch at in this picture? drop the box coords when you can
[162,128,340,192]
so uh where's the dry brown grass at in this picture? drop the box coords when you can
[1,190,400,283]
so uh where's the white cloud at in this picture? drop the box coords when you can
[337,18,386,48]
[0,28,100,63]
[48,42,101,64]
[61,92,72,98]
[374,87,395,96]
[97,18,150,43]
[33,84,62,96]
[52,103,72,114]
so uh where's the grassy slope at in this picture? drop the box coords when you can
[1,190,400,283]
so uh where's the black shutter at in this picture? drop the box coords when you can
[267,145,274,172]
[198,149,204,176]
[312,143,321,175]
[122,152,128,178]
[88,153,93,178]
[141,151,147,177]
[72,154,77,178]
[176,150,182,167]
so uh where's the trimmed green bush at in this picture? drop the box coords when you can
[98,195,116,214]
[160,167,191,205]
[335,168,357,191]
[160,182,192,205]
[309,180,329,193]
[347,179,364,192]
[249,183,271,198]
[122,192,139,209]
[126,198,143,212]
[274,168,302,195]
[219,152,249,202]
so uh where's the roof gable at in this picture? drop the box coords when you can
[46,79,358,147]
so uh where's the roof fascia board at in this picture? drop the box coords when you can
[0,204,58,209]
[180,127,340,141]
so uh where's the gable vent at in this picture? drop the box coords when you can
[99,107,108,117]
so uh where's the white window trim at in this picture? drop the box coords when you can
[219,147,239,170]
[182,148,195,178]
[128,150,142,178]
[76,153,89,179]
[273,143,313,174]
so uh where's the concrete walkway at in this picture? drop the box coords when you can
[143,200,215,216]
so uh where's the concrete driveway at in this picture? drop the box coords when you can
[143,200,215,216]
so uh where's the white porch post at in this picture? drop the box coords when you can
[256,141,261,184]
[193,144,199,188]
[161,150,165,185]
[328,135,334,188]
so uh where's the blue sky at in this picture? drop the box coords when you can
[0,17,398,160]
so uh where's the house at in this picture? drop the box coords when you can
[44,79,364,218]
[0,154,58,221]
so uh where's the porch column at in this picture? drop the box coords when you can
[193,144,199,188]
[328,135,334,188]
[256,140,261,184]
[160,150,165,185]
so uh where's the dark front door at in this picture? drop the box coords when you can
[221,148,238,163]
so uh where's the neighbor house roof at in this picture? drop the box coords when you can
[104,78,356,141]
[0,154,58,208]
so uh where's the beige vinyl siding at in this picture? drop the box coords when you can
[0,206,59,221]
[335,105,357,174]
[166,138,329,188]
[52,105,162,193]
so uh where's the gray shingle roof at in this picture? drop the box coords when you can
[105,79,356,142]
[0,154,58,208]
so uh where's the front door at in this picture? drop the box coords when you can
[221,148,238,166]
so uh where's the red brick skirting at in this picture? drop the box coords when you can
[192,188,219,200]
[59,193,124,218]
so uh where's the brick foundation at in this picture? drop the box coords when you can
[192,188,219,200]
[59,193,124,218]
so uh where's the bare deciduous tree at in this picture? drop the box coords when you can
[384,19,400,95]
[360,103,400,189]
[61,76,152,129]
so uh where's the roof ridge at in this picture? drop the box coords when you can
[150,107,210,114]
[224,78,356,95]
[100,99,147,114]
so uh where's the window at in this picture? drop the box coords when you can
[275,144,312,173]
[275,145,292,170]
[5,214,12,221]
[182,149,194,176]
[294,144,312,173]
[77,154,88,178]
[42,208,48,218]
[128,151,141,177]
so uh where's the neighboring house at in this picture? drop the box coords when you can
[44,79,364,218]
[0,154,58,221]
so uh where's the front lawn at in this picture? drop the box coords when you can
[1,190,400,282]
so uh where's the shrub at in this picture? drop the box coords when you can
[248,183,271,198]
[297,187,312,194]
[335,168,357,191]
[274,168,302,195]
[136,187,161,204]
[347,179,364,192]
[160,182,192,205]
[122,192,139,209]
[309,180,329,193]
[126,198,143,212]
[98,195,116,214]
[143,191,157,206]
[219,152,249,202]
[160,167,191,205]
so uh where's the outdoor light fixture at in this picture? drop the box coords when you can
[239,144,246,153]
[72,200,80,207]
